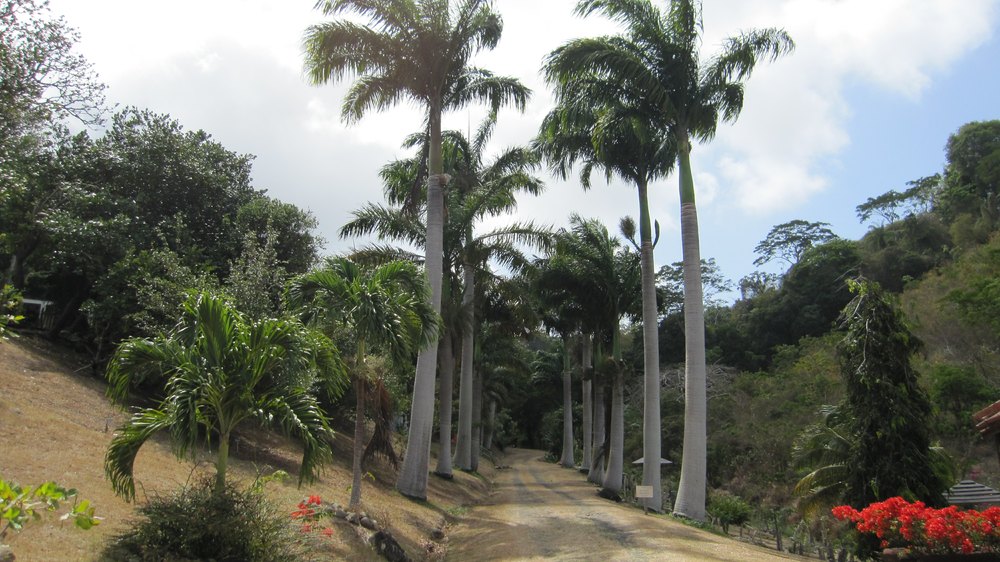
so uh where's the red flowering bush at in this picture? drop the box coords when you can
[290,495,334,538]
[833,497,1000,555]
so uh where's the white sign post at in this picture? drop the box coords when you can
[635,485,654,514]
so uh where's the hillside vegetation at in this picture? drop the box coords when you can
[0,337,491,561]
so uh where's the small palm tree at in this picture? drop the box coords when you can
[104,292,346,501]
[287,257,437,509]
[546,0,794,519]
[303,0,529,499]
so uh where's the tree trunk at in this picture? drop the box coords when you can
[589,378,606,485]
[601,367,624,494]
[637,179,662,512]
[673,139,708,521]
[559,335,575,468]
[45,283,87,339]
[471,363,483,472]
[484,398,496,450]
[215,430,230,496]
[454,260,475,470]
[350,374,366,508]
[581,334,593,473]
[434,330,454,478]
[396,99,446,498]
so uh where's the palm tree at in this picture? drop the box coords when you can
[537,65,672,509]
[345,122,547,474]
[287,257,436,509]
[445,119,545,471]
[545,0,794,519]
[535,215,641,494]
[303,0,529,500]
[793,404,955,516]
[104,292,347,501]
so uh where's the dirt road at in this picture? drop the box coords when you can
[446,448,804,561]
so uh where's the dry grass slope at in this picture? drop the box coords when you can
[0,337,492,561]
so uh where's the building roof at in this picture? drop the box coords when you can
[975,400,1000,437]
[944,480,1000,506]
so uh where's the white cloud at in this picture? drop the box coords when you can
[697,0,997,216]
[45,0,1000,264]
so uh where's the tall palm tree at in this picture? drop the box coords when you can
[545,0,793,519]
[446,119,545,471]
[345,122,547,474]
[287,257,436,509]
[104,292,347,501]
[303,0,529,499]
[537,65,673,509]
[535,215,641,494]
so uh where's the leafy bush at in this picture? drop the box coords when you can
[707,490,752,534]
[100,479,302,562]
[1,478,98,554]
[0,285,22,338]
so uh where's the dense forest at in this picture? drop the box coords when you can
[3,0,1000,559]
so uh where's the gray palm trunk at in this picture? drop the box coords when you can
[471,364,483,472]
[434,330,455,477]
[559,335,576,468]
[588,379,606,484]
[581,336,593,472]
[350,374,366,508]
[601,369,624,494]
[454,262,475,470]
[484,398,496,450]
[673,143,708,520]
[637,182,662,511]
[397,167,446,499]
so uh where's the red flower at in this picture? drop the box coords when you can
[833,497,1000,556]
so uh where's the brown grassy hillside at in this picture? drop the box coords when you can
[0,337,491,561]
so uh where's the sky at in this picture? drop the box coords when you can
[48,0,1000,298]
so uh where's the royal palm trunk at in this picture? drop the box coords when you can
[589,365,606,485]
[601,367,624,494]
[637,180,663,511]
[434,330,455,477]
[397,102,446,498]
[484,398,496,450]
[471,363,482,472]
[454,260,475,470]
[581,336,593,473]
[673,138,708,520]
[601,330,624,494]
[559,335,575,468]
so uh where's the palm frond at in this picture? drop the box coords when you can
[105,408,172,501]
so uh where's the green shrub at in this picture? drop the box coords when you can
[707,490,752,534]
[100,479,301,562]
[0,285,22,339]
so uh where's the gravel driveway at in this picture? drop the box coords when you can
[446,448,807,561]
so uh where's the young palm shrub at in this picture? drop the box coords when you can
[104,291,347,501]
[287,257,437,509]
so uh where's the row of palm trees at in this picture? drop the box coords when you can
[303,0,793,520]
